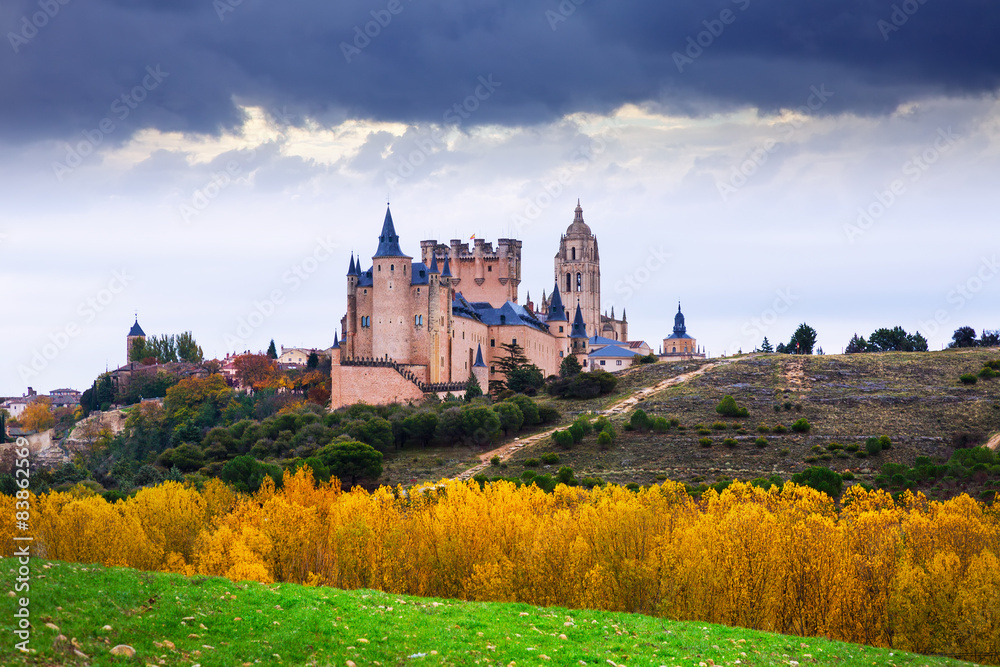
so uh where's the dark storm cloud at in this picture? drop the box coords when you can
[2,0,998,143]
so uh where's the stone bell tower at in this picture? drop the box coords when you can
[554,201,600,337]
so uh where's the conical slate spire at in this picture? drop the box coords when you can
[441,252,452,277]
[373,206,409,257]
[347,253,356,276]
[547,282,567,321]
[570,302,588,339]
[429,251,439,274]
[128,317,145,337]
[473,344,486,367]
[332,331,340,348]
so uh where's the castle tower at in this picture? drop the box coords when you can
[344,253,359,359]
[370,206,413,362]
[472,343,489,392]
[555,201,601,337]
[127,316,146,362]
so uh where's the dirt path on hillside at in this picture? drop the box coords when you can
[453,360,734,481]
[986,434,1000,451]
[783,358,810,393]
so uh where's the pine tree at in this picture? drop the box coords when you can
[267,340,278,359]
[464,373,483,400]
[760,337,773,353]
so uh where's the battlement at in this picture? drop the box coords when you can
[419,237,522,306]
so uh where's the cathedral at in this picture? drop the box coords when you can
[329,202,638,408]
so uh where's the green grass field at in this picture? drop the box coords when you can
[0,558,982,666]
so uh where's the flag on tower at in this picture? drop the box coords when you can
[470,234,476,240]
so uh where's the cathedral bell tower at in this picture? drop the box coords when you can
[554,201,601,338]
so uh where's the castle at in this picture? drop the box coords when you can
[329,202,659,408]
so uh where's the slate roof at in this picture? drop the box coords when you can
[373,206,411,258]
[451,294,549,333]
[128,319,145,337]
[411,262,430,285]
[547,282,567,322]
[588,335,621,346]
[588,345,639,358]
[570,303,588,339]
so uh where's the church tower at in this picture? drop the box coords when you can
[127,316,146,362]
[554,201,601,337]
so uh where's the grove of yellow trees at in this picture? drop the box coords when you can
[3,474,999,660]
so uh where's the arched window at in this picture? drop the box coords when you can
[565,273,571,293]
[571,247,576,260]
[576,273,582,291]
[390,264,394,271]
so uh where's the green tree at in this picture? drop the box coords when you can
[559,354,582,377]
[787,323,818,355]
[791,466,843,498]
[760,337,773,353]
[492,342,544,394]
[494,401,524,436]
[464,373,483,400]
[460,406,502,446]
[220,455,282,494]
[129,337,150,362]
[316,440,383,486]
[716,395,749,418]
[401,411,438,448]
[348,416,394,452]
[505,395,540,426]
[176,331,204,363]
[949,326,977,348]
[845,334,869,354]
[306,352,319,369]
[867,326,928,352]
[267,339,278,359]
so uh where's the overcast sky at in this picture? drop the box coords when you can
[2,0,999,397]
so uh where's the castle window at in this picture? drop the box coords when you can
[617,360,622,366]
[490,339,495,347]
[490,366,495,374]
[565,273,571,293]
[488,266,492,272]
[559,351,564,357]
[378,265,381,271]
[571,247,576,260]
[391,264,394,271]
[364,289,367,295]
[512,338,517,346]
[415,315,423,326]
[600,360,606,366]
[559,326,564,333]
[576,273,582,291]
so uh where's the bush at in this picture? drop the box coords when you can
[842,471,855,481]
[629,409,652,431]
[757,424,770,433]
[520,470,537,481]
[723,438,737,448]
[773,424,788,434]
[652,417,670,433]
[959,373,978,385]
[490,455,501,466]
[668,418,680,427]
[547,369,618,399]
[791,466,844,498]
[865,436,883,455]
[537,405,561,424]
[220,455,283,494]
[878,435,892,450]
[597,430,613,449]
[978,367,998,380]
[523,458,540,467]
[855,450,868,458]
[711,422,727,431]
[716,395,749,418]
[698,437,712,447]
[845,443,860,453]
[552,430,575,449]
[567,422,586,443]
[540,453,560,465]
[791,418,811,433]
[755,436,767,448]
[696,428,711,436]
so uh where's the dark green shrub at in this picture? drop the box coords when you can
[716,395,749,418]
[580,477,605,489]
[506,394,541,425]
[855,450,868,458]
[978,367,998,380]
[698,437,712,447]
[555,466,578,486]
[959,373,978,385]
[845,443,859,453]
[572,415,593,436]
[652,417,670,433]
[711,422,727,431]
[521,470,537,481]
[755,436,767,448]
[791,418,811,433]
[723,438,737,448]
[629,409,652,431]
[668,418,680,427]
[827,442,843,451]
[625,482,641,492]
[537,405,561,424]
[773,424,788,434]
[878,435,892,450]
[791,466,844,498]
[865,436,883,455]
[523,458,540,467]
[757,424,771,433]
[696,428,711,436]
[540,453,560,465]
[567,422,586,443]
[490,455,501,466]
[811,445,825,453]
[553,429,575,449]
[597,430,613,449]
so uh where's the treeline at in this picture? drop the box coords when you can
[3,476,998,660]
[13,374,560,499]
[128,331,203,364]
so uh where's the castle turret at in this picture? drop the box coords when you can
[371,206,413,361]
[570,302,589,366]
[127,316,146,362]
[472,343,489,394]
